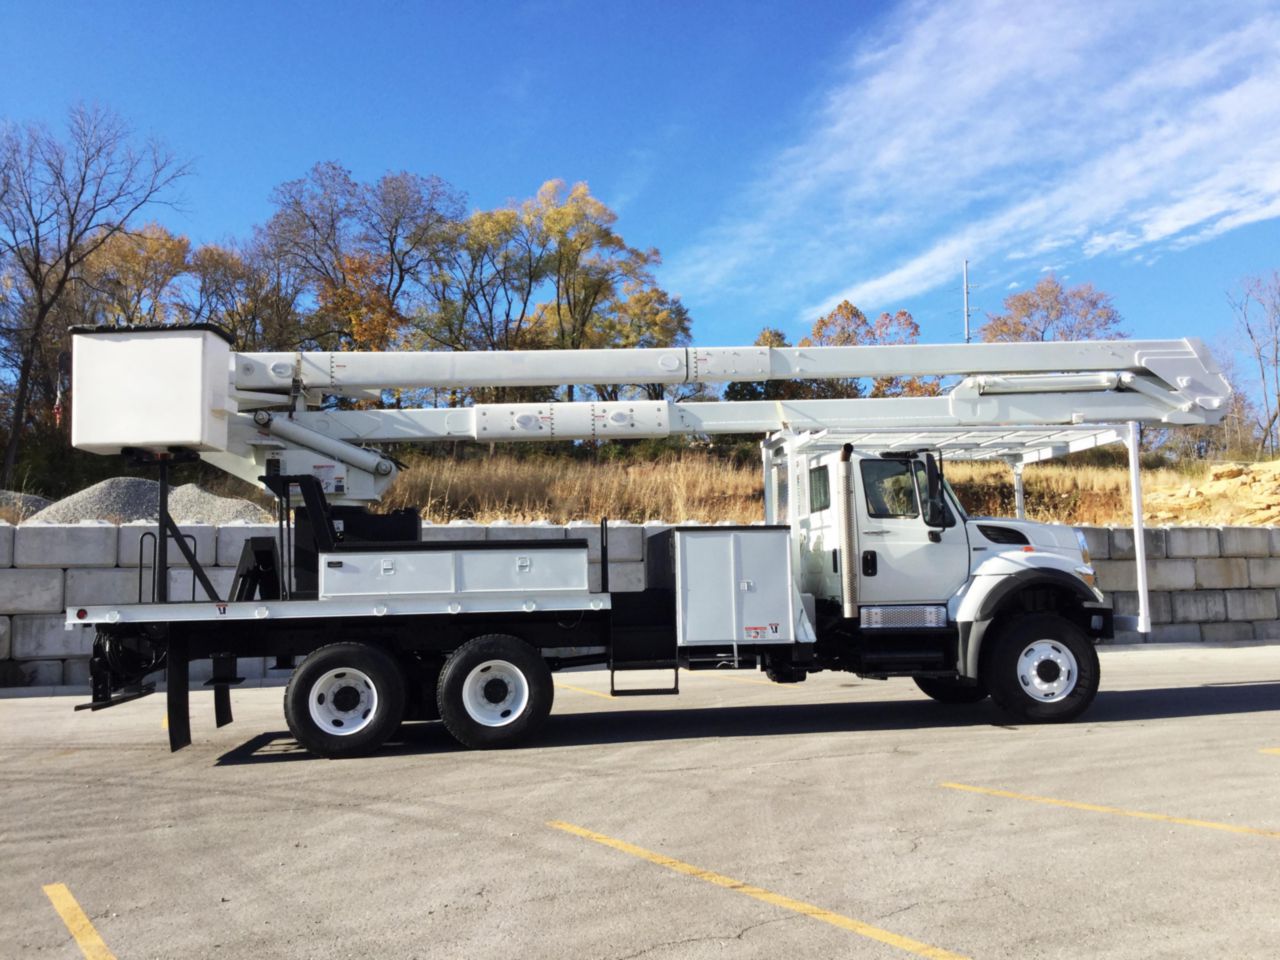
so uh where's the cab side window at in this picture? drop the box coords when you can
[809,465,831,512]
[860,460,919,518]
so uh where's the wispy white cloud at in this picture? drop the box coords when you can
[664,0,1280,330]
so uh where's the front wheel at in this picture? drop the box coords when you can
[284,643,406,758]
[984,613,1100,722]
[437,634,553,749]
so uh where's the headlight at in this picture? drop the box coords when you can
[1074,528,1091,566]
[1074,564,1097,588]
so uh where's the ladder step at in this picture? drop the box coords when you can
[610,687,679,697]
[610,665,679,696]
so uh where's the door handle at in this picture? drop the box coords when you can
[863,530,890,537]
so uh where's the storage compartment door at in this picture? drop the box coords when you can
[677,533,737,645]
[676,529,795,646]
[737,530,795,643]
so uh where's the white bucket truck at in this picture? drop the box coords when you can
[65,325,1228,756]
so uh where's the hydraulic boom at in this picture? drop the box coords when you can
[70,327,1229,503]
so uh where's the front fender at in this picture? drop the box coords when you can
[951,566,1111,679]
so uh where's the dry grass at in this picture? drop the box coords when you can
[385,455,764,524]
[384,454,1213,526]
[944,461,1209,525]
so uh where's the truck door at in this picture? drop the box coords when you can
[854,458,969,604]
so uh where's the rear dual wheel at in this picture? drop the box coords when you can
[284,642,406,758]
[284,635,556,756]
[437,634,554,749]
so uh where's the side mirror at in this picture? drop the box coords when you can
[923,453,946,528]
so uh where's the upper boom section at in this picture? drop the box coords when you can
[236,338,1228,402]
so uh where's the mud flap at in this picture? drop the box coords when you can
[166,633,192,751]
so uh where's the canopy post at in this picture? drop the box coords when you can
[761,440,776,524]
[1126,421,1151,636]
[1012,461,1026,519]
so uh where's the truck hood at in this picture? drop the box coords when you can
[965,517,1088,566]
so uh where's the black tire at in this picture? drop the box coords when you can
[284,643,406,758]
[913,676,989,703]
[437,634,553,749]
[983,613,1100,722]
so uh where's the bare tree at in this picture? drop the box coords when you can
[264,167,465,325]
[360,171,464,309]
[265,161,358,290]
[1229,272,1280,457]
[0,105,187,484]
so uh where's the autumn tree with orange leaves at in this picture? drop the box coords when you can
[316,253,402,351]
[980,274,1125,343]
[724,303,937,402]
[798,300,938,398]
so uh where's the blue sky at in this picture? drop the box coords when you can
[2,0,1278,366]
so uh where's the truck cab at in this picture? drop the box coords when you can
[768,436,1109,721]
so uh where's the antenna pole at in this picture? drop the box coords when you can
[963,259,971,343]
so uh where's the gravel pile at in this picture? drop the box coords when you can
[0,490,53,519]
[27,477,271,525]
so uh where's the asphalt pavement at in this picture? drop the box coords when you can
[3,644,1279,959]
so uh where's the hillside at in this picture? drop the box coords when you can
[381,455,1263,527]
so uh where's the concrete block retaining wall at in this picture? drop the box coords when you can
[1083,525,1280,643]
[0,519,655,694]
[2,520,1278,694]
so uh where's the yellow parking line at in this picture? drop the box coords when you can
[941,782,1280,839]
[1261,748,1280,756]
[42,883,117,960]
[554,681,614,701]
[548,820,969,960]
